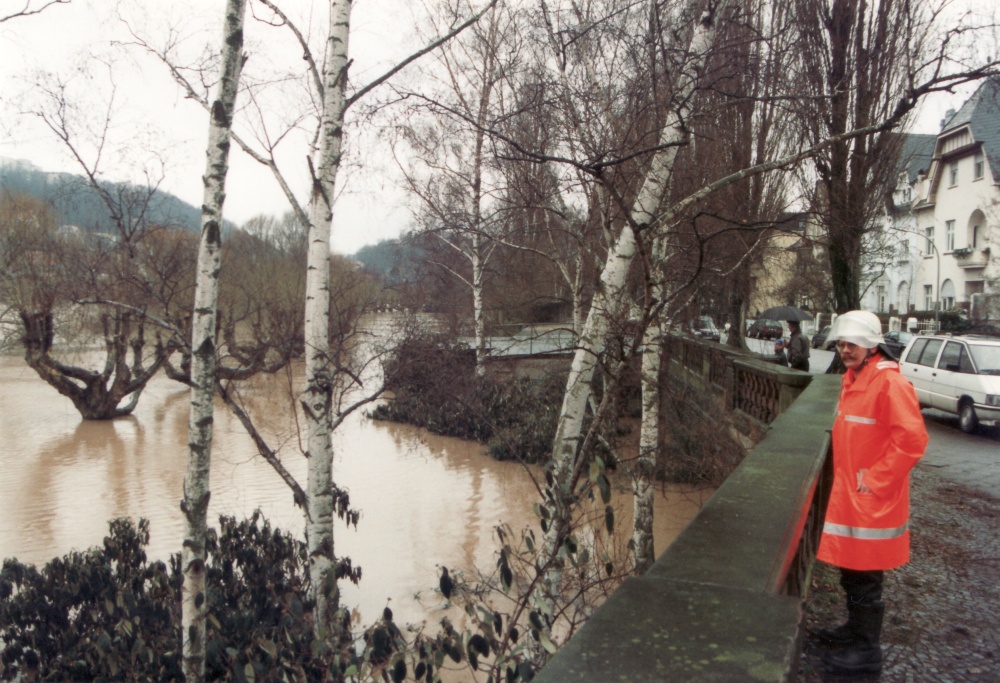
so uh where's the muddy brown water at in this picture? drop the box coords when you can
[0,337,710,629]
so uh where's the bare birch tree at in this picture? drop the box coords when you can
[632,0,799,571]
[128,0,501,646]
[538,0,723,602]
[299,0,352,640]
[394,0,518,375]
[181,0,246,679]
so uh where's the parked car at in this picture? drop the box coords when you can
[689,316,721,342]
[882,330,914,359]
[748,319,783,340]
[811,325,835,350]
[900,334,1000,433]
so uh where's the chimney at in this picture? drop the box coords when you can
[940,108,956,131]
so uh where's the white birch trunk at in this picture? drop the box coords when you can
[181,1,245,680]
[541,0,721,597]
[472,233,487,377]
[631,315,663,574]
[470,25,496,377]
[630,0,726,576]
[304,0,351,641]
[572,264,585,336]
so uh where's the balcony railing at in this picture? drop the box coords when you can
[954,247,990,269]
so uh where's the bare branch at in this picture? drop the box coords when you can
[347,0,501,108]
[0,0,69,23]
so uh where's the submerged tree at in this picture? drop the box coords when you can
[0,193,190,418]
[5,59,199,419]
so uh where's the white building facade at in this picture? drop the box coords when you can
[860,133,936,315]
[861,78,1000,322]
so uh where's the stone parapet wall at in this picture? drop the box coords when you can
[535,339,839,683]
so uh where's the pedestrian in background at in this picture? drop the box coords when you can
[786,320,810,371]
[814,310,928,676]
[773,337,789,366]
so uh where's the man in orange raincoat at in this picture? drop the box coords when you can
[815,310,928,676]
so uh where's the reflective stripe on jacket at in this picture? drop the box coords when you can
[817,354,928,570]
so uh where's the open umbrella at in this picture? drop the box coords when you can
[758,305,813,322]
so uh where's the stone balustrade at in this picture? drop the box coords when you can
[534,335,838,682]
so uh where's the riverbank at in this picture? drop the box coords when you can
[799,464,1000,682]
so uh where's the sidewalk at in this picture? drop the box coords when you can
[799,463,1000,682]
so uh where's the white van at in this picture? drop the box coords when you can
[899,334,1000,433]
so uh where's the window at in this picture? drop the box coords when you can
[972,225,979,249]
[939,342,974,373]
[904,338,927,364]
[898,239,909,262]
[919,339,944,366]
[974,151,985,180]
[969,343,1000,373]
[946,220,956,251]
[924,284,933,310]
[924,226,935,255]
[941,279,955,310]
[878,285,886,312]
[897,281,910,311]
[949,161,959,186]
[907,338,943,366]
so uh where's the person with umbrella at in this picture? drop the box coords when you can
[758,306,813,372]
[786,320,810,371]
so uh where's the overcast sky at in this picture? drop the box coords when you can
[1,0,425,254]
[0,0,991,254]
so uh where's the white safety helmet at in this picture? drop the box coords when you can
[828,310,884,349]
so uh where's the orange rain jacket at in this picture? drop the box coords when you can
[817,353,928,571]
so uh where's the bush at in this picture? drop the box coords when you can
[1,519,183,682]
[938,310,973,333]
[485,374,565,462]
[0,515,350,682]
[370,333,567,463]
[370,333,485,436]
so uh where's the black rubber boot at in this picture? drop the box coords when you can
[814,594,860,646]
[823,602,884,676]
[814,621,856,646]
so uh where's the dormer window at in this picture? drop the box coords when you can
[949,161,959,186]
[974,151,985,180]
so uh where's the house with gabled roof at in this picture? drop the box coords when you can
[860,132,937,314]
[907,77,1000,319]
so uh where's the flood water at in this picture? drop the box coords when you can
[0,325,710,628]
